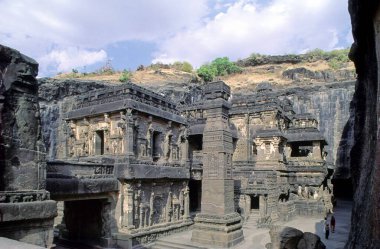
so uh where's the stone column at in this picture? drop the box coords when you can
[191,81,244,248]
[183,185,190,219]
[124,108,135,158]
[122,183,135,229]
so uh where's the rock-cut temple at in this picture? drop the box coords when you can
[0,45,334,248]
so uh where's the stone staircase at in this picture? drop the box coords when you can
[243,210,259,228]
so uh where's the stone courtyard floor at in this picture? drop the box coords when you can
[155,199,352,249]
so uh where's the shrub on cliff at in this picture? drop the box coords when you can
[172,61,193,73]
[197,64,217,82]
[119,69,132,82]
[197,57,242,82]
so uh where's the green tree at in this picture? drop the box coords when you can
[197,57,242,82]
[211,57,242,76]
[197,64,217,82]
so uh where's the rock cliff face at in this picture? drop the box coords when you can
[281,81,355,179]
[346,1,380,248]
[0,44,56,247]
[38,78,111,159]
[0,45,44,191]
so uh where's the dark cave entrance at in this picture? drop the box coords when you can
[63,199,104,244]
[189,179,202,213]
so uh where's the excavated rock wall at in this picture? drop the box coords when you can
[38,78,111,159]
[281,81,355,179]
[0,44,56,247]
[346,1,380,248]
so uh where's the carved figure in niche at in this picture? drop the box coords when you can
[153,196,163,224]
[172,146,179,160]
[111,139,119,154]
[297,186,302,198]
[140,143,147,157]
[179,184,184,215]
[104,113,110,123]
[67,120,77,157]
[134,189,141,222]
[313,189,319,199]
[322,148,328,161]
[165,192,172,222]
[146,123,154,155]
[183,185,190,219]
[139,203,145,228]
[302,186,309,199]
[149,191,155,226]
[116,111,126,137]
[163,130,172,160]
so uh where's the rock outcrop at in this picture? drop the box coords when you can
[346,1,380,248]
[0,44,56,247]
[266,226,325,249]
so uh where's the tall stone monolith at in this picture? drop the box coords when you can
[191,81,244,247]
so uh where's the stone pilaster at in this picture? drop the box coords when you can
[191,81,244,248]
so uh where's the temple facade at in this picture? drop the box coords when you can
[46,81,333,248]
[0,44,333,249]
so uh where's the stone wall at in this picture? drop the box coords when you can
[346,1,380,248]
[282,81,355,179]
[38,79,111,160]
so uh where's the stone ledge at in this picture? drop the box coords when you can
[0,200,57,222]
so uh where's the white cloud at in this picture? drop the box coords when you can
[153,0,351,66]
[38,47,107,74]
[0,0,351,75]
[0,0,209,75]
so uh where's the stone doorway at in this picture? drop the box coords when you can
[251,196,260,210]
[189,179,202,214]
[62,199,104,245]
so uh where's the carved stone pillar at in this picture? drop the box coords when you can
[183,185,190,220]
[139,203,144,228]
[122,183,135,229]
[125,108,135,158]
[149,191,154,226]
[165,192,172,222]
[191,81,244,248]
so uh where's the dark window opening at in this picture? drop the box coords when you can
[95,130,104,155]
[251,196,259,209]
[189,180,202,213]
[290,141,313,157]
[152,131,161,162]
[188,134,203,150]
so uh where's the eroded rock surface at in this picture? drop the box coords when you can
[267,226,325,249]
[0,44,56,247]
[346,1,380,248]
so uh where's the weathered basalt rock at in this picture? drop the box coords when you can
[267,226,325,249]
[0,44,56,247]
[346,1,380,248]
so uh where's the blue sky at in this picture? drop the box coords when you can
[0,0,352,77]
